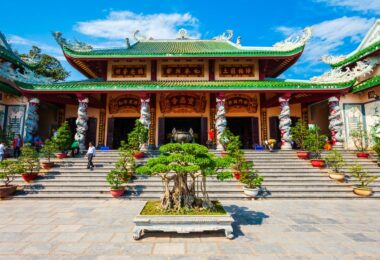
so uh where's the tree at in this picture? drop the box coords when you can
[304,126,327,159]
[52,122,73,153]
[136,143,233,211]
[291,119,310,150]
[127,119,148,152]
[22,46,69,82]
[19,145,40,175]
[350,122,369,152]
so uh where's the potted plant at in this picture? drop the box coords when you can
[40,139,57,169]
[52,122,73,159]
[351,122,369,158]
[116,141,136,181]
[0,160,24,198]
[128,120,148,159]
[239,164,263,197]
[373,142,380,167]
[324,150,346,181]
[106,169,127,197]
[349,164,378,196]
[291,119,310,159]
[19,145,41,182]
[304,126,327,167]
[220,128,239,157]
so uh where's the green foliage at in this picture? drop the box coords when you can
[0,160,24,186]
[116,141,136,180]
[22,46,69,81]
[240,168,263,189]
[350,122,369,152]
[220,128,239,151]
[106,170,125,190]
[304,126,327,159]
[290,119,310,150]
[127,120,148,152]
[349,164,378,189]
[19,145,40,174]
[52,122,73,152]
[40,139,57,163]
[0,125,14,147]
[373,142,380,159]
[324,150,345,173]
[140,200,227,215]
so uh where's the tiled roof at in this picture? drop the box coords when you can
[351,75,380,93]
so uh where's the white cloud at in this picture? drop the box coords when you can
[276,16,375,78]
[315,0,380,14]
[74,11,200,40]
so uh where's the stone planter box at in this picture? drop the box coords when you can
[133,209,234,240]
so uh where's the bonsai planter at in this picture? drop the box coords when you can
[329,172,345,182]
[353,187,373,196]
[0,185,17,198]
[133,205,234,240]
[110,188,125,198]
[356,153,370,158]
[55,153,67,159]
[296,151,309,159]
[41,161,54,170]
[21,173,39,182]
[243,187,260,197]
[234,172,241,180]
[310,159,325,168]
[133,152,145,159]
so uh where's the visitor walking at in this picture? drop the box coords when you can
[0,141,5,162]
[12,134,23,158]
[86,142,96,170]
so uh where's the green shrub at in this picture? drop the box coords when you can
[349,164,378,189]
[324,150,345,173]
[350,122,369,152]
[53,121,73,152]
[106,170,125,190]
[40,139,57,163]
[304,126,326,159]
[19,145,40,174]
[0,160,24,186]
[291,119,310,150]
[127,120,148,152]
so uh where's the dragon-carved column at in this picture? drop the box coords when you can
[328,96,344,148]
[25,97,40,143]
[139,95,150,151]
[75,97,89,152]
[279,94,292,150]
[215,94,227,151]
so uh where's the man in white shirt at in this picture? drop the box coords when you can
[0,141,5,162]
[86,142,96,170]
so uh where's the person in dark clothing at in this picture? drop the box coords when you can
[12,134,23,158]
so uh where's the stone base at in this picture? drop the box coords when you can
[281,142,292,150]
[133,210,234,240]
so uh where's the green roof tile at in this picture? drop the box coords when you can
[351,75,380,93]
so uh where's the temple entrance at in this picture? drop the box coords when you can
[157,117,208,146]
[269,116,300,149]
[226,117,259,149]
[106,117,138,149]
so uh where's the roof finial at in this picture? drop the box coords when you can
[177,28,189,40]
[236,36,241,46]
[212,30,234,41]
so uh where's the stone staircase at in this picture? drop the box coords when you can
[11,149,380,200]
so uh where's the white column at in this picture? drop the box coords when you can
[75,97,89,152]
[139,95,150,151]
[328,96,344,148]
[25,97,40,143]
[215,94,227,151]
[279,94,292,150]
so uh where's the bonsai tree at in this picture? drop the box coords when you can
[19,145,40,175]
[0,160,24,186]
[128,120,148,153]
[106,169,126,190]
[220,128,239,152]
[239,166,263,189]
[349,164,378,191]
[40,139,57,163]
[291,119,310,151]
[53,121,73,153]
[351,122,369,153]
[324,150,345,174]
[115,141,136,181]
[136,143,233,211]
[304,126,327,159]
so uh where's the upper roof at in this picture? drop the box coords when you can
[0,32,34,68]
[322,19,380,69]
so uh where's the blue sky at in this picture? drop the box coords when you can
[0,0,378,81]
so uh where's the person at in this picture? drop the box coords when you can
[33,135,43,153]
[52,128,57,138]
[71,140,80,157]
[86,142,96,170]
[12,134,23,158]
[0,141,5,162]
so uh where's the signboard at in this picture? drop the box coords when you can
[160,93,206,113]
[219,64,255,78]
[6,105,26,136]
[225,94,258,113]
[109,95,140,114]
[161,64,204,78]
[111,65,147,78]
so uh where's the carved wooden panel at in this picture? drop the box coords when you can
[219,64,255,78]
[109,94,140,114]
[159,93,206,114]
[161,64,204,78]
[225,94,258,113]
[111,64,147,78]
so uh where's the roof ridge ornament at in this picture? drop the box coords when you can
[310,56,380,83]
[52,32,93,52]
[321,55,347,65]
[0,31,13,51]
[177,28,189,40]
[273,27,312,51]
[0,62,53,84]
[212,30,234,41]
[134,30,148,42]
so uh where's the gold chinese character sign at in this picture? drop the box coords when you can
[161,64,204,78]
[109,94,141,114]
[160,93,206,113]
[111,65,147,78]
[225,94,258,113]
[219,64,255,77]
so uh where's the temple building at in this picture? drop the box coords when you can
[0,20,379,150]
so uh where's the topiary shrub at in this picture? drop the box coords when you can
[53,121,73,153]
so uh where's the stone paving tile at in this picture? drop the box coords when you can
[21,243,54,255]
[186,242,218,254]
[52,232,86,242]
[153,243,185,255]
[53,242,91,255]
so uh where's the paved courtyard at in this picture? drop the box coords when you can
[0,199,379,259]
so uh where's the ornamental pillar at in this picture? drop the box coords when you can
[215,94,227,151]
[148,94,156,150]
[75,96,89,152]
[279,94,292,150]
[139,95,150,151]
[25,97,40,143]
[328,96,344,148]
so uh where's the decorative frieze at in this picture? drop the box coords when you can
[225,94,257,113]
[161,64,204,78]
[109,94,140,114]
[159,93,206,114]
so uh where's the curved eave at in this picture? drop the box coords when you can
[15,79,354,94]
[351,75,380,93]
[0,46,37,70]
[0,80,22,96]
[331,40,380,69]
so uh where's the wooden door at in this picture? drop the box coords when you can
[107,118,115,149]
[251,117,259,146]
[86,117,97,147]
[158,117,165,146]
[200,117,208,145]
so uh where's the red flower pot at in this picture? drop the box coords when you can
[221,151,229,157]
[22,173,39,182]
[55,153,67,159]
[234,172,241,180]
[110,189,125,198]
[0,185,17,198]
[310,159,325,168]
[41,162,54,170]
[133,152,145,159]
[297,151,309,159]
[356,153,369,158]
